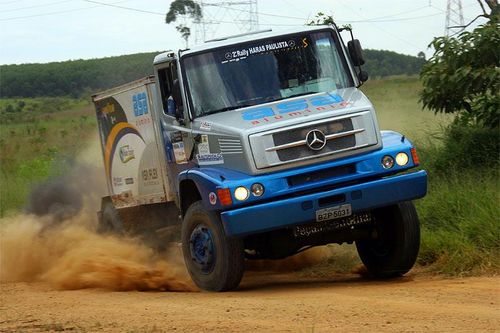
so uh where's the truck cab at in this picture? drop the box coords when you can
[94,25,427,292]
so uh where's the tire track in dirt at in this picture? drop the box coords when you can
[1,274,499,332]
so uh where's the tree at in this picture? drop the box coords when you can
[165,0,202,48]
[307,12,335,26]
[176,25,191,49]
[420,0,499,128]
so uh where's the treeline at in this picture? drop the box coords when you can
[0,49,425,98]
[0,52,157,98]
[363,50,425,78]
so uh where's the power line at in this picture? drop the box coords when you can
[0,0,452,27]
[358,5,429,21]
[335,0,419,52]
[212,3,445,24]
[0,0,26,5]
[82,0,163,16]
[0,0,73,13]
[0,0,145,21]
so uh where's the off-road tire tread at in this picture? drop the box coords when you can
[182,201,244,292]
[356,201,420,278]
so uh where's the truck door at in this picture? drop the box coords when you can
[156,61,195,196]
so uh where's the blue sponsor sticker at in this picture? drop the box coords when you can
[241,94,344,121]
[133,92,148,117]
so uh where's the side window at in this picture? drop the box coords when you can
[158,67,172,114]
[158,63,181,118]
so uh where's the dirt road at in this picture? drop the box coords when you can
[1,273,498,332]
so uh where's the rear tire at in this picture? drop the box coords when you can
[356,201,420,278]
[98,200,124,234]
[182,201,244,291]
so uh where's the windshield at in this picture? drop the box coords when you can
[183,30,354,118]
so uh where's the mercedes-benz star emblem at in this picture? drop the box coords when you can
[306,129,327,151]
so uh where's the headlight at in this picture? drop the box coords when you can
[234,186,249,201]
[251,183,265,197]
[395,152,409,166]
[381,155,395,169]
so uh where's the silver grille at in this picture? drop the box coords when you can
[269,118,363,161]
[249,111,378,169]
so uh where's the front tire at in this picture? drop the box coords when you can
[181,201,244,291]
[356,201,420,278]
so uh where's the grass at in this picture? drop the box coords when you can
[416,170,499,275]
[0,76,498,276]
[361,75,452,140]
[0,97,97,216]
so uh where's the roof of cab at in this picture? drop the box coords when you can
[154,25,335,64]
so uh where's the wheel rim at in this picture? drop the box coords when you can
[189,224,215,274]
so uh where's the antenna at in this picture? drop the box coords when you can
[445,0,464,36]
[195,0,259,44]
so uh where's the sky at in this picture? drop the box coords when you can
[0,0,489,65]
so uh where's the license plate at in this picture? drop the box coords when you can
[316,204,352,222]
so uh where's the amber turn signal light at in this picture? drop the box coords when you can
[410,148,420,166]
[217,188,233,206]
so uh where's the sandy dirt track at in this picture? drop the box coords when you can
[1,273,499,333]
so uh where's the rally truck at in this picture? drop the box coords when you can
[92,24,427,291]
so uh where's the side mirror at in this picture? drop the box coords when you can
[171,79,183,118]
[347,39,365,66]
[358,70,369,83]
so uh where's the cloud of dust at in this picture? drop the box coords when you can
[0,140,196,292]
[246,246,334,272]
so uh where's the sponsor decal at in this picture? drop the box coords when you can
[142,168,159,181]
[113,177,123,187]
[222,39,302,63]
[196,153,224,165]
[142,168,160,186]
[241,94,349,126]
[102,102,116,115]
[119,145,135,163]
[135,117,152,127]
[173,142,188,164]
[196,135,224,164]
[197,135,210,156]
[125,177,134,185]
[200,121,212,131]
[133,92,148,117]
[209,192,217,205]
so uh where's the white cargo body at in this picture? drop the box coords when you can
[92,76,173,208]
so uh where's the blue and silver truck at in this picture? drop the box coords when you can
[92,25,427,291]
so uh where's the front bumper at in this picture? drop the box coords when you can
[220,170,427,236]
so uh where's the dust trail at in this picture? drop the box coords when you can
[246,247,334,272]
[0,213,195,291]
[0,152,196,291]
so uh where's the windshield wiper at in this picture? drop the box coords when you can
[202,104,253,116]
[287,91,318,98]
[274,91,318,102]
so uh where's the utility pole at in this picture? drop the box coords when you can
[195,0,259,44]
[445,0,465,36]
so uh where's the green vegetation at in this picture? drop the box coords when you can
[417,170,499,275]
[0,97,96,216]
[363,77,499,276]
[0,52,157,98]
[413,2,500,275]
[165,0,202,48]
[361,76,452,138]
[363,50,425,78]
[420,18,500,128]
